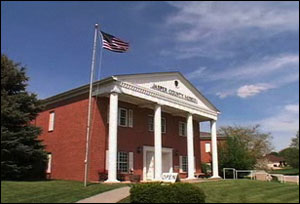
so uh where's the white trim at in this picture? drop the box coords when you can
[129,152,134,172]
[205,143,211,153]
[105,150,109,171]
[48,111,55,132]
[117,151,129,173]
[46,153,52,173]
[179,156,183,173]
[117,81,219,120]
[143,146,173,181]
[148,115,154,132]
[180,155,188,173]
[107,104,110,124]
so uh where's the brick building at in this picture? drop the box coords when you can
[34,72,221,182]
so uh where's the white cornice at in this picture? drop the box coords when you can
[118,81,218,120]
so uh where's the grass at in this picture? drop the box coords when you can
[119,180,299,203]
[268,168,299,175]
[1,180,125,203]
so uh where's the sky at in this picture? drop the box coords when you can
[1,1,299,151]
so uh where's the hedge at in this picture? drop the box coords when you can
[130,182,206,203]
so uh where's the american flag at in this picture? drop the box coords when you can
[100,31,129,53]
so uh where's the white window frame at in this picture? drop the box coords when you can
[179,122,187,137]
[148,115,166,133]
[118,108,128,127]
[148,115,154,132]
[117,152,129,173]
[205,143,211,153]
[48,111,55,132]
[181,156,188,173]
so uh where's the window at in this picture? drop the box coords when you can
[181,156,188,173]
[118,108,128,127]
[117,152,129,173]
[161,118,167,133]
[46,154,52,174]
[205,143,211,153]
[117,108,133,128]
[48,112,55,131]
[148,115,166,133]
[179,122,187,137]
[148,116,154,132]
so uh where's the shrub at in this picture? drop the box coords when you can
[130,182,206,203]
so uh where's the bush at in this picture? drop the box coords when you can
[201,163,211,176]
[130,182,206,203]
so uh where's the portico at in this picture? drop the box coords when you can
[94,72,220,182]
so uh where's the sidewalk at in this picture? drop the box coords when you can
[77,186,130,203]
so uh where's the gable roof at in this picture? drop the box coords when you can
[114,72,220,113]
[43,72,220,114]
[265,154,285,162]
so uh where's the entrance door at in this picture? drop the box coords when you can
[162,152,172,173]
[146,151,155,180]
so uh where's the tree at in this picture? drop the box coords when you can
[1,54,47,180]
[291,131,299,149]
[269,152,279,157]
[218,135,256,171]
[218,125,273,174]
[279,131,299,169]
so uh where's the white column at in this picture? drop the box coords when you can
[211,120,220,178]
[187,113,195,179]
[154,104,162,181]
[105,92,119,183]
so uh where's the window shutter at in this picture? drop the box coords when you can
[48,112,55,131]
[179,156,183,173]
[105,150,109,171]
[46,154,52,173]
[128,109,133,128]
[118,108,120,126]
[129,152,134,171]
[179,122,182,136]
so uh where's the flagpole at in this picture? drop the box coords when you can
[84,23,99,187]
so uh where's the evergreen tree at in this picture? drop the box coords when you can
[1,54,47,180]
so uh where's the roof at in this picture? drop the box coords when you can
[43,72,220,113]
[200,132,226,139]
[265,154,285,162]
[110,72,219,112]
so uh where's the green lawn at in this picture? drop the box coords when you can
[1,180,125,203]
[268,168,299,175]
[120,180,299,203]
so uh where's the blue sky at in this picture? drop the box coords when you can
[1,1,299,151]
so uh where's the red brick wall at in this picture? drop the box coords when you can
[200,139,212,164]
[36,95,203,182]
[36,94,90,181]
[200,138,226,164]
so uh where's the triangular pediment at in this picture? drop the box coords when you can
[114,72,219,113]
